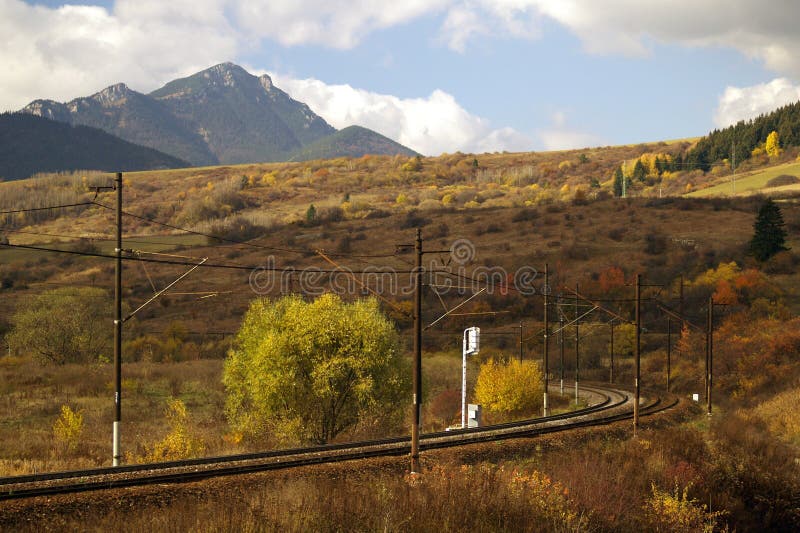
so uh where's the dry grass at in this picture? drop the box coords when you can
[0,356,229,475]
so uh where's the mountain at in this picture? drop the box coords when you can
[21,63,416,166]
[149,63,335,163]
[0,112,189,181]
[24,84,218,166]
[288,125,418,161]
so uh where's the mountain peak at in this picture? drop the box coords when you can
[199,62,252,88]
[92,83,133,105]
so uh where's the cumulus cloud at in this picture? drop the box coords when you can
[269,74,533,155]
[233,1,449,49]
[0,0,237,110]
[445,1,800,77]
[535,111,603,151]
[715,78,800,128]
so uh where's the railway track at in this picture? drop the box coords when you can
[0,384,678,501]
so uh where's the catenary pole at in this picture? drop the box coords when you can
[543,263,549,416]
[634,273,641,434]
[411,229,422,473]
[113,172,122,466]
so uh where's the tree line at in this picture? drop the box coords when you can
[684,100,800,171]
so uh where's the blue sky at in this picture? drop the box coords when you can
[4,1,800,155]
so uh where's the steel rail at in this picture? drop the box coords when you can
[0,385,677,501]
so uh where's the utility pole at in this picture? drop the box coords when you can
[622,161,627,198]
[666,318,672,392]
[634,273,641,434]
[411,229,422,474]
[518,323,523,362]
[732,142,736,195]
[113,172,122,466]
[574,283,580,404]
[706,296,714,416]
[678,274,684,321]
[543,263,549,416]
[559,300,564,395]
[609,321,615,384]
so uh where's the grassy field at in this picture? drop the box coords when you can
[689,159,800,197]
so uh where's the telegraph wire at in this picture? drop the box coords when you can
[0,202,95,214]
[0,242,421,274]
[91,201,399,259]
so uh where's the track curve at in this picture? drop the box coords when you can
[0,383,678,501]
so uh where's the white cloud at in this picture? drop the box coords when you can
[0,0,237,110]
[269,73,532,155]
[715,78,800,128]
[232,1,450,49]
[435,1,800,78]
[535,111,603,151]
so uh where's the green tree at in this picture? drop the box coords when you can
[750,198,789,262]
[765,130,781,157]
[306,203,317,223]
[224,294,407,445]
[633,160,647,182]
[613,167,624,197]
[474,358,543,418]
[6,286,112,364]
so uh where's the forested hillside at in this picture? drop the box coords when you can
[0,113,189,181]
[686,100,800,170]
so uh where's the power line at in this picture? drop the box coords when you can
[0,202,94,215]
[91,201,399,259]
[0,242,421,274]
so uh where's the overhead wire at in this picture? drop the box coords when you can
[0,242,421,274]
[91,201,400,259]
[0,202,95,214]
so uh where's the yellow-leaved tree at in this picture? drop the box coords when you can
[474,358,543,420]
[765,130,782,157]
[224,294,408,445]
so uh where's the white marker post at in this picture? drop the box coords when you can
[462,327,480,429]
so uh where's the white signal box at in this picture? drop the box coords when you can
[462,326,480,428]
[464,326,480,355]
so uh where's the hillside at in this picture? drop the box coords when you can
[2,139,800,531]
[21,63,417,166]
[288,125,418,161]
[0,112,189,181]
[685,99,800,171]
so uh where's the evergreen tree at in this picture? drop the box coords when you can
[750,199,789,261]
[613,167,624,197]
[633,160,647,182]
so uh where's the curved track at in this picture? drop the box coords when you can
[0,384,678,501]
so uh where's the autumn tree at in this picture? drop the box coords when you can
[750,199,788,262]
[224,294,407,445]
[474,358,543,419]
[6,286,113,364]
[765,130,782,157]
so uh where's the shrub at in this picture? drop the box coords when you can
[511,208,538,222]
[644,483,723,532]
[474,358,543,420]
[206,216,267,244]
[400,210,430,229]
[140,399,205,462]
[766,174,800,187]
[644,232,668,255]
[53,405,84,454]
